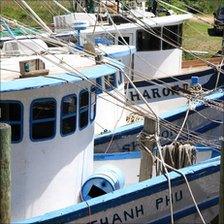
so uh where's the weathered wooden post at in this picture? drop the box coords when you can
[0,123,11,223]
[219,136,224,224]
[139,117,156,182]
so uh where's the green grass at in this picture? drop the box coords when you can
[0,0,74,27]
[167,0,222,14]
[182,19,222,59]
[1,0,223,61]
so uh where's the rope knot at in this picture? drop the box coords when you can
[137,131,155,146]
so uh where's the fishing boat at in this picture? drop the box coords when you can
[1,43,221,221]
[0,6,223,223]
[0,19,136,135]
[53,0,224,109]
[0,36,124,221]
[1,45,223,224]
[94,88,224,187]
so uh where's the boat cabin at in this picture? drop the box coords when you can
[0,38,124,221]
[81,13,192,80]
[53,12,192,79]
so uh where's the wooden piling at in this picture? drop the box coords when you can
[219,137,224,224]
[0,123,11,224]
[139,117,156,182]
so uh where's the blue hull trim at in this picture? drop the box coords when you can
[149,196,218,224]
[94,91,224,146]
[16,157,220,224]
[126,65,224,89]
[94,147,220,161]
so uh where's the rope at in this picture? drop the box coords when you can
[140,141,206,224]
[1,17,223,150]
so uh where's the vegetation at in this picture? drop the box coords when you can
[182,19,222,59]
[0,0,223,59]
[171,0,223,14]
[1,0,223,26]
[0,0,74,27]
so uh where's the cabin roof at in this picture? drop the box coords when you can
[54,13,192,37]
[0,53,121,92]
[81,13,193,34]
[97,45,136,57]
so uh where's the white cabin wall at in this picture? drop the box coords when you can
[95,84,127,135]
[134,49,182,80]
[2,81,94,221]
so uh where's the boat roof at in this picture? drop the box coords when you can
[0,51,122,92]
[97,44,136,57]
[86,13,192,33]
[55,13,192,37]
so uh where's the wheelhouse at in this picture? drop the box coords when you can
[0,46,124,221]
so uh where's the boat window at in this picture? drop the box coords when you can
[136,28,161,51]
[105,73,117,91]
[90,86,97,122]
[162,24,182,50]
[118,71,124,85]
[79,89,89,129]
[0,101,23,143]
[96,77,103,94]
[61,94,77,136]
[31,98,56,141]
[118,36,130,45]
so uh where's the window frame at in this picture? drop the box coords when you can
[30,98,57,142]
[0,100,23,143]
[117,71,123,85]
[60,94,77,137]
[79,89,90,130]
[96,77,103,94]
[90,86,97,123]
[104,73,117,91]
[118,36,130,45]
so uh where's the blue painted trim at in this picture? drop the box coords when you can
[94,147,220,161]
[30,98,57,142]
[194,120,221,134]
[127,66,222,88]
[101,45,136,58]
[95,90,224,145]
[94,150,141,160]
[16,157,220,224]
[148,196,219,224]
[94,121,143,145]
[60,94,77,137]
[79,89,89,130]
[90,86,97,123]
[1,64,119,93]
[0,100,23,143]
